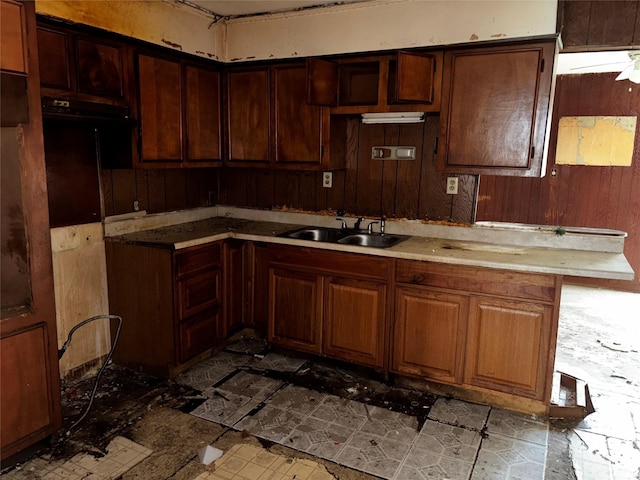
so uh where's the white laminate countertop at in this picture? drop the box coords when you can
[104,207,635,281]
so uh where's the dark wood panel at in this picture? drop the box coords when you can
[396,260,559,303]
[43,122,102,227]
[586,1,638,47]
[1,325,53,452]
[269,244,388,280]
[37,27,70,89]
[477,73,640,292]
[76,37,124,98]
[137,54,182,162]
[110,169,136,215]
[185,66,221,162]
[560,0,640,50]
[227,69,270,163]
[164,169,188,212]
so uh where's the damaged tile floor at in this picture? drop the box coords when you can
[2,285,639,480]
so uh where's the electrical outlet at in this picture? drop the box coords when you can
[447,177,459,195]
[323,172,333,188]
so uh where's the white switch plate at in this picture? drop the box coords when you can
[323,172,333,188]
[447,177,459,195]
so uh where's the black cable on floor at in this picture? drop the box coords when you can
[58,314,123,435]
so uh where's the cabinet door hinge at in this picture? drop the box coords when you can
[434,136,439,155]
[541,58,545,73]
[531,146,535,158]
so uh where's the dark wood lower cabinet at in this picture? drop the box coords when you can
[392,259,561,407]
[268,245,389,369]
[324,277,386,368]
[465,297,553,400]
[393,287,468,383]
[269,267,323,354]
[105,241,223,378]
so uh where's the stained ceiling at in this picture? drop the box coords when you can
[177,0,370,18]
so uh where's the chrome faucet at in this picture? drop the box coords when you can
[336,218,347,229]
[380,215,386,235]
[367,221,379,234]
[354,217,365,230]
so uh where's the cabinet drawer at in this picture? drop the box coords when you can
[177,268,220,320]
[395,260,558,303]
[176,243,221,277]
[179,308,218,362]
[268,245,388,280]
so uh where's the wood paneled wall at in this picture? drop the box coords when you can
[219,117,478,223]
[101,168,219,217]
[103,117,476,224]
[477,73,640,292]
[558,0,640,51]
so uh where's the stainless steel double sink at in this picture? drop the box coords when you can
[278,226,410,249]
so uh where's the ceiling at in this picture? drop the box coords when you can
[178,0,370,18]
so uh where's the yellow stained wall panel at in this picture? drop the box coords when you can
[556,116,636,166]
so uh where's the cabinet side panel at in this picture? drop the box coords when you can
[105,242,175,371]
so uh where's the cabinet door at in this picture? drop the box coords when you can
[137,54,182,163]
[37,26,70,89]
[274,64,326,166]
[185,65,221,164]
[393,51,436,104]
[76,37,124,98]
[179,307,218,363]
[1,325,56,453]
[324,277,386,368]
[438,41,555,177]
[227,69,270,163]
[392,287,467,383]
[0,0,27,74]
[464,296,552,400]
[269,268,322,354]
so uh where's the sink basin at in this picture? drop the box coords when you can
[282,227,348,242]
[279,227,408,249]
[337,233,408,249]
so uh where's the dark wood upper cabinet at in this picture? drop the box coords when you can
[226,63,335,170]
[135,52,222,168]
[37,27,70,90]
[307,51,442,113]
[186,65,222,162]
[274,64,327,166]
[226,68,270,163]
[76,37,124,98]
[137,54,183,163]
[437,40,557,177]
[36,22,127,104]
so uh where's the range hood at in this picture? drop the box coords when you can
[42,97,135,125]
[361,112,425,124]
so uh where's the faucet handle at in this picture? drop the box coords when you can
[380,215,386,234]
[367,221,379,234]
[354,217,365,229]
[336,218,347,229]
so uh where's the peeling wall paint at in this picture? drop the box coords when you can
[556,116,637,166]
[37,0,556,63]
[224,0,557,62]
[36,0,226,61]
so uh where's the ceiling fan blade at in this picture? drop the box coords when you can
[570,61,630,71]
[615,65,632,81]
